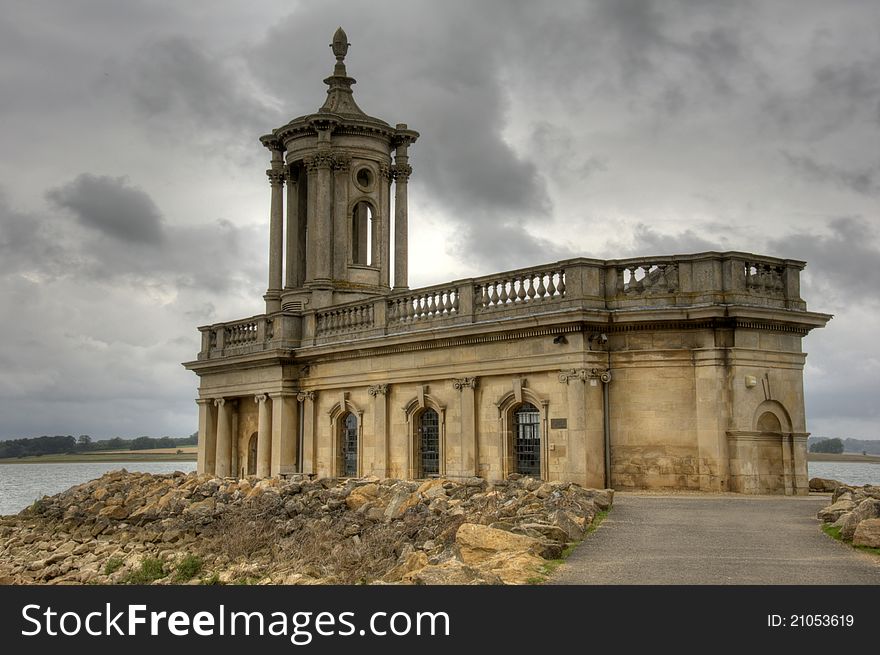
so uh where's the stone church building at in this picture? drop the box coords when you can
[184,28,830,495]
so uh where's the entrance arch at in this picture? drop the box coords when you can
[512,402,541,477]
[339,412,359,477]
[418,408,440,477]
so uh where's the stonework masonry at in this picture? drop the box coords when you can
[183,28,831,495]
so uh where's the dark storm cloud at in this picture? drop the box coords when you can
[47,174,165,244]
[768,216,880,304]
[247,0,551,264]
[781,152,880,197]
[119,36,278,147]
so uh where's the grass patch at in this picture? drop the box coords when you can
[201,572,222,585]
[122,557,166,585]
[528,509,611,584]
[821,524,880,557]
[104,557,124,575]
[172,554,203,582]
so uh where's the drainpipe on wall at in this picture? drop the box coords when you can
[601,368,612,488]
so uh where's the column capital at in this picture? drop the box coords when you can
[303,152,335,172]
[379,162,393,181]
[255,393,268,404]
[332,151,352,172]
[367,384,389,397]
[296,390,316,402]
[266,169,287,185]
[452,377,478,390]
[213,398,226,407]
[391,163,412,182]
[558,369,588,384]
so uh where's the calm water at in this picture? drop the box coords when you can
[807,461,880,487]
[0,461,196,516]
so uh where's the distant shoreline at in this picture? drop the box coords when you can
[0,452,197,464]
[807,453,880,464]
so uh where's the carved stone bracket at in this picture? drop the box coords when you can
[379,163,392,181]
[559,368,611,384]
[452,377,478,390]
[367,384,389,397]
[558,369,589,384]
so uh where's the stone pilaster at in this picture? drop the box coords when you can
[270,391,299,476]
[214,398,232,477]
[255,394,272,478]
[298,391,317,476]
[196,398,216,476]
[368,384,389,477]
[305,141,335,287]
[453,377,479,476]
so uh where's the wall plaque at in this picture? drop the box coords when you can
[550,418,567,429]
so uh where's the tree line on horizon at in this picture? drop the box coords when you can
[0,432,198,459]
[808,436,880,455]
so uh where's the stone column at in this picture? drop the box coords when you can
[306,125,335,287]
[453,377,479,477]
[196,398,216,475]
[213,398,232,477]
[270,392,299,476]
[392,125,417,290]
[265,144,285,313]
[368,384,389,477]
[332,152,351,277]
[379,164,391,287]
[255,394,272,478]
[285,165,299,289]
[298,391,317,476]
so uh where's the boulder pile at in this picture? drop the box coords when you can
[814,480,880,548]
[0,470,613,585]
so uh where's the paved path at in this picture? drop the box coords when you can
[550,493,880,584]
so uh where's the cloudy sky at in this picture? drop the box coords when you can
[0,0,877,440]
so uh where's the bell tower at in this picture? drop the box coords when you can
[259,27,418,312]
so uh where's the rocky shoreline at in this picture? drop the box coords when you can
[0,470,612,585]
[812,478,880,547]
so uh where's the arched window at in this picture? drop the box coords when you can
[757,411,782,433]
[418,408,440,477]
[340,412,359,477]
[247,432,257,477]
[351,201,374,265]
[513,403,541,476]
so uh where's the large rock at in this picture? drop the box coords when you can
[809,478,842,493]
[840,499,880,541]
[455,523,549,564]
[852,519,880,548]
[345,483,378,510]
[817,499,856,523]
[404,559,500,585]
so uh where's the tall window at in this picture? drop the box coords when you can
[418,408,440,477]
[351,201,373,265]
[340,412,358,477]
[247,433,257,477]
[513,403,541,477]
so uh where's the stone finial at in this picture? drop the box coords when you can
[331,27,350,63]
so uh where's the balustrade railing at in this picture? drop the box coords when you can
[474,268,566,310]
[197,252,807,358]
[316,302,374,335]
[388,287,459,324]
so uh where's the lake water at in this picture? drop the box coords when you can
[0,461,196,516]
[807,461,880,487]
[0,460,875,516]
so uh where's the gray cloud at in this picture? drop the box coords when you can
[768,216,880,305]
[47,174,165,244]
[781,151,880,197]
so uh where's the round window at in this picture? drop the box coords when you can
[355,167,373,190]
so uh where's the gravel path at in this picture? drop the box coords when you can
[549,492,880,585]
